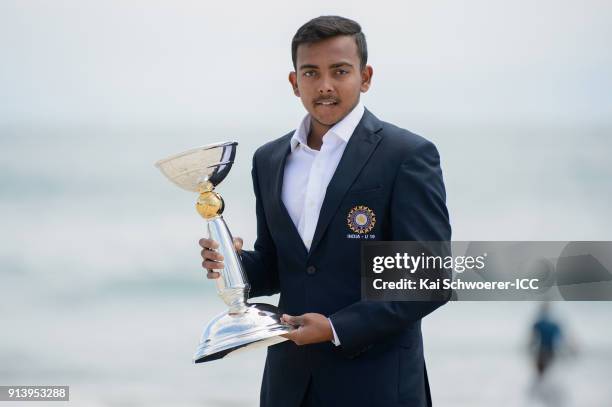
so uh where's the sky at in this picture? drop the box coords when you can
[1,0,611,127]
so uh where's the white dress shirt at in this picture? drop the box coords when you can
[281,101,365,346]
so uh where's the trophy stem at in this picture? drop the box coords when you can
[205,216,250,314]
[194,187,250,313]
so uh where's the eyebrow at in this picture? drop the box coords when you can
[330,62,353,69]
[299,62,354,70]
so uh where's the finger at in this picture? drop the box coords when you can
[201,249,224,261]
[282,328,304,345]
[202,260,224,270]
[233,237,243,253]
[198,238,219,250]
[281,331,295,340]
[207,271,221,279]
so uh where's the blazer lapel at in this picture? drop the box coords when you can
[308,109,383,256]
[269,134,309,256]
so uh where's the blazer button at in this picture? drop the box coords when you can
[306,266,316,275]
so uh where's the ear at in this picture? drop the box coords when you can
[360,65,373,93]
[288,71,300,97]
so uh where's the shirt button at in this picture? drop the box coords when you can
[306,266,316,275]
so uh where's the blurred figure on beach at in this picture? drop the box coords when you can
[531,302,563,378]
[526,302,578,407]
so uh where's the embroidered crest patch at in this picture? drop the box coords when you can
[347,205,376,234]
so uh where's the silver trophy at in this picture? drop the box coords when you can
[155,141,292,363]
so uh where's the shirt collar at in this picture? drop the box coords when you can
[290,101,365,152]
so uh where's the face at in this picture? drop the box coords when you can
[289,35,373,131]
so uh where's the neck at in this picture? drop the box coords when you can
[306,119,330,151]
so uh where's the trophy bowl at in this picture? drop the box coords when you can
[155,141,293,363]
[155,141,237,192]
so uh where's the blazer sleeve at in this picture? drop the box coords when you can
[240,153,281,298]
[329,139,452,357]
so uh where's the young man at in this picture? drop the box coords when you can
[200,16,451,407]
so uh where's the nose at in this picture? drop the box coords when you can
[318,75,334,94]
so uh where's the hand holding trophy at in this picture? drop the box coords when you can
[155,141,292,363]
[200,236,243,280]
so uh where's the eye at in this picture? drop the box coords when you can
[303,70,317,78]
[335,69,349,75]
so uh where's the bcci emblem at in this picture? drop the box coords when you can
[347,205,376,234]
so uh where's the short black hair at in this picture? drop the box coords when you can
[291,16,368,70]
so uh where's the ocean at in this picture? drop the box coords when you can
[1,122,611,406]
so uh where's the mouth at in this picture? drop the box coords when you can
[314,99,339,107]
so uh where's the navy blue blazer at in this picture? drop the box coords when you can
[241,108,452,407]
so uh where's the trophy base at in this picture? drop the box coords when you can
[193,302,293,363]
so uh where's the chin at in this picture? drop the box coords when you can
[313,111,346,127]
[314,116,338,126]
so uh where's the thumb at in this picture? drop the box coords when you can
[281,314,304,327]
[233,237,243,254]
